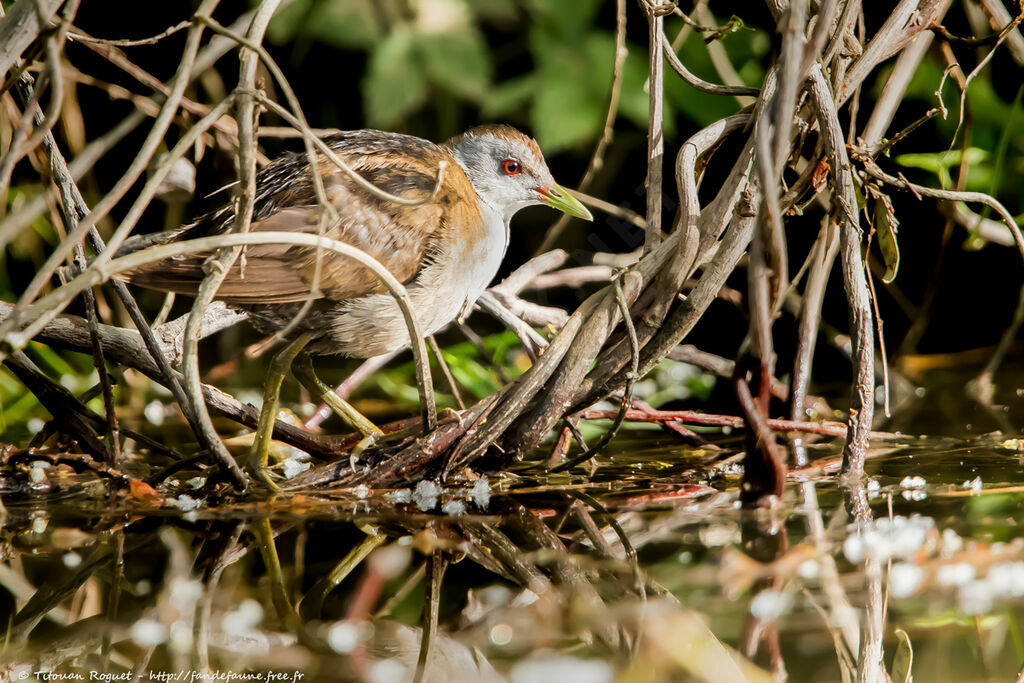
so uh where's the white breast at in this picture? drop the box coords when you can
[327,203,509,358]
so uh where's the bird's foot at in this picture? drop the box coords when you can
[348,431,379,474]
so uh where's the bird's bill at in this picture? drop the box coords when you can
[537,184,593,221]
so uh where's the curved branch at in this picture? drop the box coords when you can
[858,159,1024,263]
[661,33,761,97]
[8,231,437,430]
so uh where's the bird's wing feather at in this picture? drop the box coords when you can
[120,130,480,304]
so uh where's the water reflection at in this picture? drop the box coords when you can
[4,431,1024,681]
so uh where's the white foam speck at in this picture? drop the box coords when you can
[326,621,360,654]
[510,655,613,683]
[171,495,202,512]
[471,477,491,508]
[144,399,165,426]
[442,500,466,516]
[367,658,406,683]
[937,563,976,587]
[221,599,263,636]
[889,563,923,598]
[282,458,311,479]
[749,589,793,620]
[413,481,441,511]
[131,618,168,647]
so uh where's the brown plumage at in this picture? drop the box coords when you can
[122,130,474,303]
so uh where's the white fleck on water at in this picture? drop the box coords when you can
[937,563,976,587]
[962,476,983,493]
[413,480,441,511]
[843,515,935,564]
[889,563,923,598]
[29,461,46,483]
[442,500,466,516]
[31,514,48,535]
[282,458,311,479]
[471,477,491,508]
[354,484,370,499]
[700,524,740,547]
[797,559,820,580]
[900,475,926,489]
[62,551,82,569]
[958,580,994,615]
[326,621,360,653]
[367,658,406,683]
[144,399,165,426]
[171,494,202,512]
[222,599,263,636]
[510,655,613,683]
[130,618,168,647]
[749,589,793,620]
[940,528,964,557]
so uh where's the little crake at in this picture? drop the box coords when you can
[121,124,592,357]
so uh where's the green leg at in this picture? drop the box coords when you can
[249,333,313,489]
[299,525,384,619]
[293,353,384,472]
[254,518,303,633]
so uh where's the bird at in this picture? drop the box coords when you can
[118,124,592,479]
[120,124,592,358]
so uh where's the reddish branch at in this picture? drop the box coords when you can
[579,408,901,441]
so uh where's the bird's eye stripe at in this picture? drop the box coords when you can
[502,159,521,175]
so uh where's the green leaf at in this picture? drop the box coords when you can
[611,44,649,129]
[266,0,311,44]
[872,191,900,283]
[532,73,603,151]
[523,0,601,36]
[445,353,501,399]
[481,74,538,117]
[363,26,428,127]
[466,0,518,22]
[891,628,913,683]
[894,148,988,174]
[308,0,381,49]
[267,0,381,49]
[417,29,493,100]
[528,26,607,150]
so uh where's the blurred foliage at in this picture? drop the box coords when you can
[266,0,769,150]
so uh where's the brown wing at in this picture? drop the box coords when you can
[120,130,479,304]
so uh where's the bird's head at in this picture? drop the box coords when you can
[446,124,593,223]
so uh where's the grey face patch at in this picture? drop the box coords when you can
[450,133,555,214]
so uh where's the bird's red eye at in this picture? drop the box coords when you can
[503,159,521,175]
